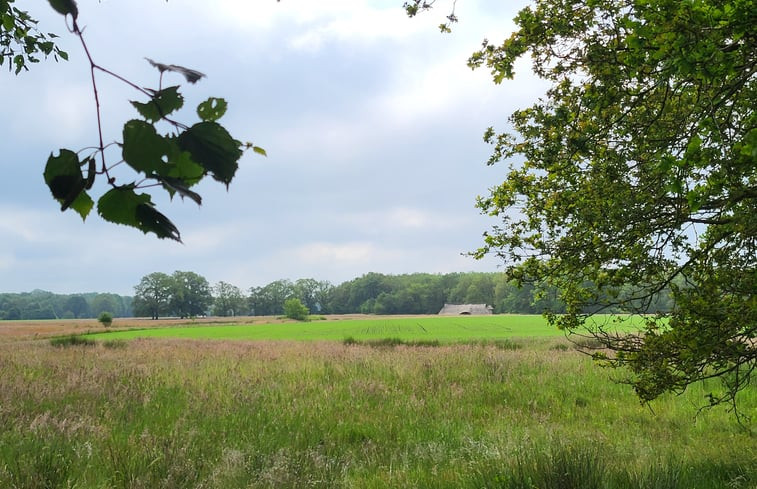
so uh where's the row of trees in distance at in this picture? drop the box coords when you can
[1,270,675,321]
[134,271,675,319]
[0,290,132,320]
[134,271,569,318]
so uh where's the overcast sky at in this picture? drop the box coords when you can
[1,0,545,295]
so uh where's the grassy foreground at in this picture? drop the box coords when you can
[0,336,754,488]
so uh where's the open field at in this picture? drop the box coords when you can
[0,314,640,344]
[83,315,574,343]
[1,317,754,488]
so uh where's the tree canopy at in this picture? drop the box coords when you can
[132,271,213,319]
[463,0,755,414]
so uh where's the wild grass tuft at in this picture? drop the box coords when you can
[49,335,96,348]
[102,339,128,349]
[342,337,441,348]
[465,338,522,350]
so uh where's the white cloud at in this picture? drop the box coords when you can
[206,0,420,47]
[288,5,419,51]
[336,207,471,236]
[291,241,391,264]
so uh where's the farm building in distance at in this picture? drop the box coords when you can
[438,304,494,315]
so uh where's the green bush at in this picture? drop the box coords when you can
[97,311,113,327]
[283,298,309,321]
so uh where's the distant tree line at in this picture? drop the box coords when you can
[136,271,673,318]
[323,272,569,315]
[0,290,132,320]
[1,271,676,321]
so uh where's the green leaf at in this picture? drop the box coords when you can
[67,191,94,220]
[197,97,228,122]
[44,149,81,200]
[44,149,90,218]
[157,176,203,205]
[97,186,147,226]
[47,0,78,18]
[178,122,243,186]
[97,187,181,242]
[13,54,23,74]
[145,58,205,84]
[2,13,14,31]
[135,204,181,242]
[252,146,267,157]
[130,86,184,122]
[122,120,168,174]
[165,139,205,185]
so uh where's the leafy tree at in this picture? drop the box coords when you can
[133,272,172,319]
[170,271,212,318]
[65,295,89,318]
[89,293,125,318]
[4,1,264,241]
[212,281,247,317]
[462,0,756,413]
[2,306,21,320]
[283,297,309,321]
[249,279,295,316]
[293,278,334,314]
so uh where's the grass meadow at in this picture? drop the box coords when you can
[0,316,755,488]
[82,315,633,343]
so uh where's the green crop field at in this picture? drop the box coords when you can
[84,314,638,343]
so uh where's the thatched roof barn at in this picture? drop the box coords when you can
[438,303,493,315]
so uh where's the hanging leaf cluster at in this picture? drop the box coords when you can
[44,61,265,242]
[41,0,265,242]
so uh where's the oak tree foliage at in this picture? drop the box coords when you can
[133,271,213,319]
[132,272,173,320]
[3,0,266,242]
[212,281,247,317]
[451,0,755,416]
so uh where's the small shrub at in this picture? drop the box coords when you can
[97,311,113,327]
[551,343,570,351]
[283,298,309,321]
[50,335,96,348]
[368,337,405,347]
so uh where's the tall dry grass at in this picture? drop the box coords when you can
[0,338,753,488]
